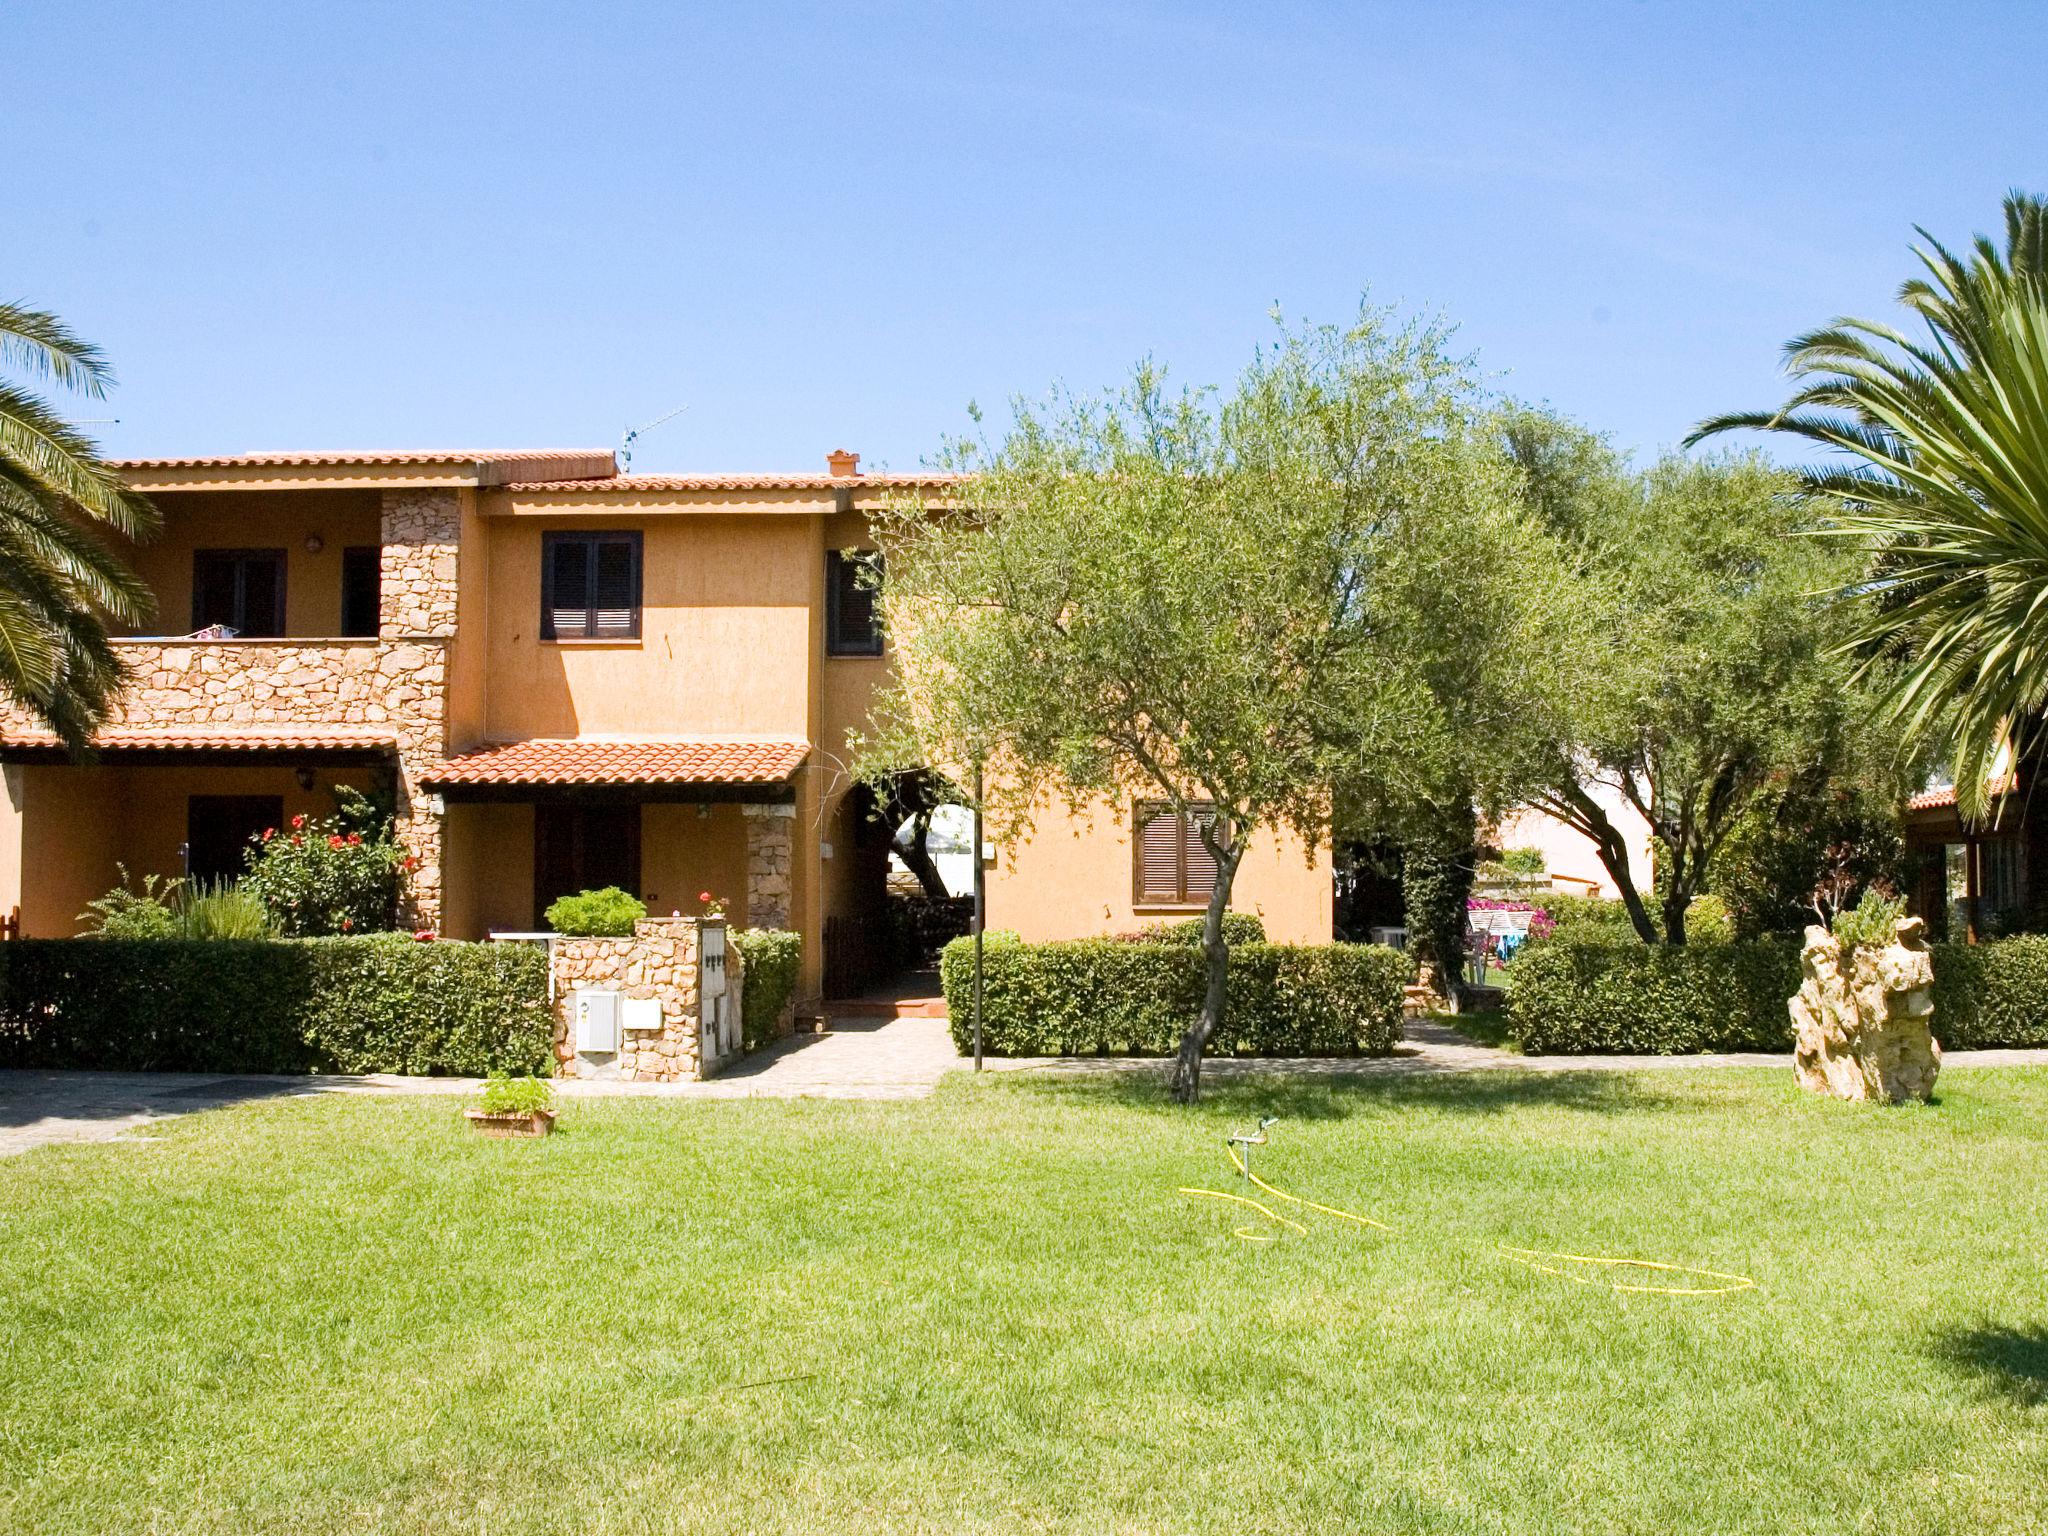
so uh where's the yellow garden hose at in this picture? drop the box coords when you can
[1180,1133,1757,1298]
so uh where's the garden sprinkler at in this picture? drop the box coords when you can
[1228,1117,1279,1185]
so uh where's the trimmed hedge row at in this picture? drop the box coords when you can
[1508,934,2048,1054]
[731,928,802,1051]
[0,936,552,1075]
[938,936,1408,1057]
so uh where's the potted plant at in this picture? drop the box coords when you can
[464,1072,557,1137]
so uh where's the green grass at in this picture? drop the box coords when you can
[5,1069,2048,1534]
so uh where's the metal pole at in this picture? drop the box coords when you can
[972,760,985,1072]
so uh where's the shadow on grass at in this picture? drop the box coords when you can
[992,1064,1698,1121]
[1933,1324,2048,1405]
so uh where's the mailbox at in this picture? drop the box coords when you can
[574,988,620,1053]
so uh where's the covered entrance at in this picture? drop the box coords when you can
[0,725,397,935]
[823,770,974,1002]
[421,736,810,940]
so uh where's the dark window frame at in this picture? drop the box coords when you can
[340,546,381,638]
[826,548,885,657]
[191,548,287,637]
[1132,800,1221,907]
[541,530,643,641]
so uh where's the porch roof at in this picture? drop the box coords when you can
[0,724,398,761]
[419,737,809,790]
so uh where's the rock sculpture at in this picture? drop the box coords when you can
[1790,916,1941,1103]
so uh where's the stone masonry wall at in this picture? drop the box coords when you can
[380,490,462,929]
[744,802,795,930]
[550,917,745,1082]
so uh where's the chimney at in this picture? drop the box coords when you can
[827,448,861,478]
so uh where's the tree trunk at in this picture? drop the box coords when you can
[890,809,951,899]
[1170,839,1246,1105]
[1661,879,1690,947]
[1556,783,1659,942]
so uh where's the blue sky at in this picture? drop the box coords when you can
[6,1,2042,474]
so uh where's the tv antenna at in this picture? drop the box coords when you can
[619,404,688,471]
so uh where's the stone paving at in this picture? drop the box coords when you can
[7,1012,2048,1159]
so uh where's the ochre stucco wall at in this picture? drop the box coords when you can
[125,490,383,638]
[987,794,1333,944]
[440,802,535,939]
[478,514,816,741]
[641,803,749,923]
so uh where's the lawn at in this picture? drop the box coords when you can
[4,1069,2047,1534]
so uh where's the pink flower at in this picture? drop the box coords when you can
[290,814,307,830]
[412,929,435,942]
[262,827,276,841]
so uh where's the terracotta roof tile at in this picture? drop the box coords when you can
[509,471,964,493]
[0,725,398,753]
[1905,773,2017,812]
[421,737,809,788]
[111,450,619,485]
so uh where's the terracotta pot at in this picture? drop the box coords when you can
[464,1108,557,1139]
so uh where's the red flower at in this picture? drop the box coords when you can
[698,890,713,903]
[290,814,307,830]
[290,835,303,846]
[341,917,353,931]
[401,855,420,872]
[262,827,276,841]
[328,835,345,849]
[412,929,436,942]
[347,833,362,846]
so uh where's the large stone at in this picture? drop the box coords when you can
[1790,916,1941,1103]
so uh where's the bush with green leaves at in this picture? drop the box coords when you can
[545,886,647,937]
[1684,894,1735,945]
[241,788,406,936]
[79,866,181,939]
[477,1072,554,1116]
[1138,912,1268,945]
[731,928,802,1050]
[939,936,1407,1057]
[1830,888,1908,959]
[0,936,551,1074]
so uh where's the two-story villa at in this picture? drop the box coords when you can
[0,448,1333,999]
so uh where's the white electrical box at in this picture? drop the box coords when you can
[574,988,621,1052]
[622,996,663,1033]
[701,926,728,999]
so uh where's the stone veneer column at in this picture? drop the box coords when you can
[380,490,461,931]
[743,803,796,930]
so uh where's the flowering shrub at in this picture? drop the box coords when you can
[240,788,405,937]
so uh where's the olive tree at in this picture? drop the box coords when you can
[1499,411,1895,943]
[861,304,1542,1100]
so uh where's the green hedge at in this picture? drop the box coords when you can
[1508,934,2048,1054]
[732,928,802,1051]
[1930,936,2048,1049]
[1508,937,1799,1054]
[1139,912,1268,945]
[938,936,1408,1057]
[0,936,551,1075]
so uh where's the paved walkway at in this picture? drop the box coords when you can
[7,1014,2048,1159]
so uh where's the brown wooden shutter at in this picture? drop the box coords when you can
[1136,805,1184,902]
[592,537,638,637]
[547,537,590,637]
[1182,807,1219,900]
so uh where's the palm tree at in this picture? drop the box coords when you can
[0,302,158,749]
[1690,194,2048,821]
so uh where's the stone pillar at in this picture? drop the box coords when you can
[743,802,796,930]
[379,490,461,931]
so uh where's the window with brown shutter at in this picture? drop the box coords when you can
[1133,801,1220,905]
[542,531,642,640]
[826,549,884,656]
